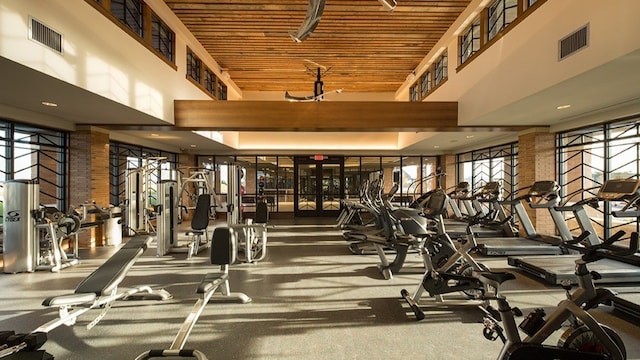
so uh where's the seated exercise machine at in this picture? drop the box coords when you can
[226,163,269,264]
[401,193,507,320]
[135,227,251,360]
[2,180,83,273]
[480,230,636,360]
[345,174,431,279]
[156,179,215,258]
[0,235,171,359]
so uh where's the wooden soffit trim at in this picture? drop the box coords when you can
[174,100,527,132]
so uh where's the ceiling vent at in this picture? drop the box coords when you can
[558,24,588,61]
[29,16,63,54]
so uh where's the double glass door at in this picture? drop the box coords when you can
[294,156,344,216]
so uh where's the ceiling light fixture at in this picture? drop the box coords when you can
[466,135,475,139]
[556,104,571,110]
[41,101,58,107]
[190,144,197,148]
[151,133,159,137]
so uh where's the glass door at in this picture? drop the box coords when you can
[294,156,344,216]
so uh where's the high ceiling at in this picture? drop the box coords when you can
[164,0,472,93]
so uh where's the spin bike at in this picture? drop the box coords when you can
[479,230,635,360]
[401,194,504,320]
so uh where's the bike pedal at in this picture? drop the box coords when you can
[512,307,523,317]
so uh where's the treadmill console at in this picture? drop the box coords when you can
[598,179,640,200]
[528,181,558,197]
[455,182,470,192]
[481,181,501,194]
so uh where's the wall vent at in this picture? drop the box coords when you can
[29,17,63,55]
[558,24,589,61]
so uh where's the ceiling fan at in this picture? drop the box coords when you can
[284,62,343,102]
[289,0,397,43]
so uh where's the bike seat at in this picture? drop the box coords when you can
[477,271,516,285]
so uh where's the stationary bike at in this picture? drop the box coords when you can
[401,192,498,320]
[479,230,635,360]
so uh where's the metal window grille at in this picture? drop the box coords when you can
[111,0,143,37]
[152,14,174,62]
[557,115,640,241]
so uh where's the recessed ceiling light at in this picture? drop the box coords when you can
[151,133,159,137]
[190,144,197,148]
[466,135,475,139]
[41,101,57,107]
[556,104,571,110]
[433,145,440,148]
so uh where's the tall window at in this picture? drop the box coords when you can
[186,48,201,83]
[409,82,420,102]
[108,142,177,208]
[434,51,448,86]
[457,142,518,198]
[460,18,481,64]
[111,0,143,37]
[420,71,431,98]
[557,115,640,240]
[488,0,518,41]
[217,81,228,100]
[0,121,68,213]
[151,13,174,62]
[204,69,217,98]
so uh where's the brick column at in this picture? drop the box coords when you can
[439,154,457,190]
[518,128,556,235]
[69,126,110,247]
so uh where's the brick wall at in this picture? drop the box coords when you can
[439,154,457,190]
[69,127,110,247]
[518,129,556,235]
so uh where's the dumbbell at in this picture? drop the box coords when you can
[0,332,48,356]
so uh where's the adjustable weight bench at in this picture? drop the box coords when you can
[34,235,172,333]
[135,227,250,360]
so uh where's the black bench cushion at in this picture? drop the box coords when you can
[74,236,150,295]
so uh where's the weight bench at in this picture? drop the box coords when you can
[135,227,250,360]
[34,235,172,333]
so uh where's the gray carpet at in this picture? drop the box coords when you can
[1,219,639,359]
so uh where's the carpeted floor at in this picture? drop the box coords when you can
[1,218,639,359]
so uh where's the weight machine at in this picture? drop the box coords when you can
[124,157,168,236]
[178,167,216,222]
[2,180,81,273]
[226,164,268,263]
[156,168,217,257]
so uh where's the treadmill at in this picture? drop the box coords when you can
[472,181,567,256]
[508,178,640,285]
[440,181,517,239]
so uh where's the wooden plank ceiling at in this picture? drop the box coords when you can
[164,0,472,93]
